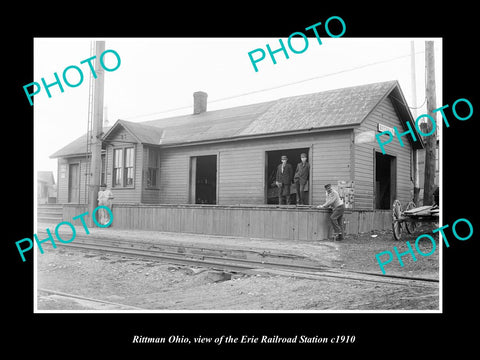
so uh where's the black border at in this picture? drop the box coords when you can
[7,3,478,355]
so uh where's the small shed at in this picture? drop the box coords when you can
[51,80,423,210]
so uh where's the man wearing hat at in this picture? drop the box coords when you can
[294,153,310,205]
[275,155,294,205]
[317,184,345,240]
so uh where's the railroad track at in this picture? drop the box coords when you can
[37,231,439,289]
[37,288,142,310]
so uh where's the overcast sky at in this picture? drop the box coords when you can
[33,37,442,181]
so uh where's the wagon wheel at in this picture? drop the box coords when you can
[392,199,402,241]
[405,201,416,234]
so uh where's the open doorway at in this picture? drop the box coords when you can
[190,155,217,204]
[375,152,396,209]
[265,147,310,204]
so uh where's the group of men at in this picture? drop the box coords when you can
[275,154,345,241]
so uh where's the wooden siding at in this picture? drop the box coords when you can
[158,146,191,204]
[311,132,351,205]
[56,159,68,203]
[218,146,264,204]
[141,146,161,204]
[158,130,353,206]
[56,99,413,209]
[56,157,89,204]
[107,205,392,240]
[62,204,391,241]
[354,96,413,209]
[104,127,142,204]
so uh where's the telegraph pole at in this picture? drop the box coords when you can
[88,40,105,225]
[411,40,420,205]
[424,41,437,205]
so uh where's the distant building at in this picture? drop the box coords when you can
[37,171,56,204]
[50,80,424,210]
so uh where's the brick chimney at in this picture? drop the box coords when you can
[193,91,208,114]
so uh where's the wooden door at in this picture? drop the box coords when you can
[68,163,80,203]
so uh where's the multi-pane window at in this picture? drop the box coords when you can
[113,149,123,187]
[146,148,159,188]
[101,154,106,186]
[112,147,134,187]
[124,148,134,186]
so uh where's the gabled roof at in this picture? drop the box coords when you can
[50,80,423,158]
[140,81,403,146]
[142,100,276,145]
[50,126,111,159]
[102,119,165,145]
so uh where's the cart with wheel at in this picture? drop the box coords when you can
[391,200,439,240]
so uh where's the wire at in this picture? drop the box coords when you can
[391,94,427,111]
[390,46,433,113]
[410,96,427,110]
[126,50,426,121]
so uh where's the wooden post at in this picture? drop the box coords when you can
[423,41,437,205]
[88,40,105,225]
[411,40,420,205]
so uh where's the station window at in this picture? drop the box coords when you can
[112,147,135,188]
[146,148,159,188]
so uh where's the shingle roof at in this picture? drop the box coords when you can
[51,80,418,158]
[241,80,397,136]
[106,120,165,145]
[144,100,276,145]
[50,126,111,158]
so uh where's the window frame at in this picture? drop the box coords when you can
[112,146,135,189]
[145,147,160,189]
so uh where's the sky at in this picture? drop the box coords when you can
[33,37,442,182]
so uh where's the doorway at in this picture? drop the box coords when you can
[375,152,396,209]
[190,155,217,204]
[68,163,80,203]
[265,147,310,204]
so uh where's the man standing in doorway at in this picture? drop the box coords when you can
[294,153,310,205]
[275,155,293,205]
[317,184,345,240]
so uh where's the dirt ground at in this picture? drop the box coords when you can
[36,223,439,311]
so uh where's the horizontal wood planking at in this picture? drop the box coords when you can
[105,130,143,204]
[56,159,68,203]
[92,204,391,241]
[141,146,161,204]
[354,96,414,209]
[56,157,89,204]
[158,147,190,204]
[157,130,352,206]
[56,97,414,211]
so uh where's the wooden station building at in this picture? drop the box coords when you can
[50,80,424,240]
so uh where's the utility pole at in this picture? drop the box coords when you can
[88,40,105,226]
[411,40,420,205]
[424,41,437,205]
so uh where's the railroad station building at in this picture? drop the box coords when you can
[48,80,424,240]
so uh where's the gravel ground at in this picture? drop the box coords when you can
[36,223,439,311]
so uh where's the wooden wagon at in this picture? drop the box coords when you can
[391,200,439,240]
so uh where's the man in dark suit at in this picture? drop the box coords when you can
[294,153,310,205]
[275,155,293,205]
